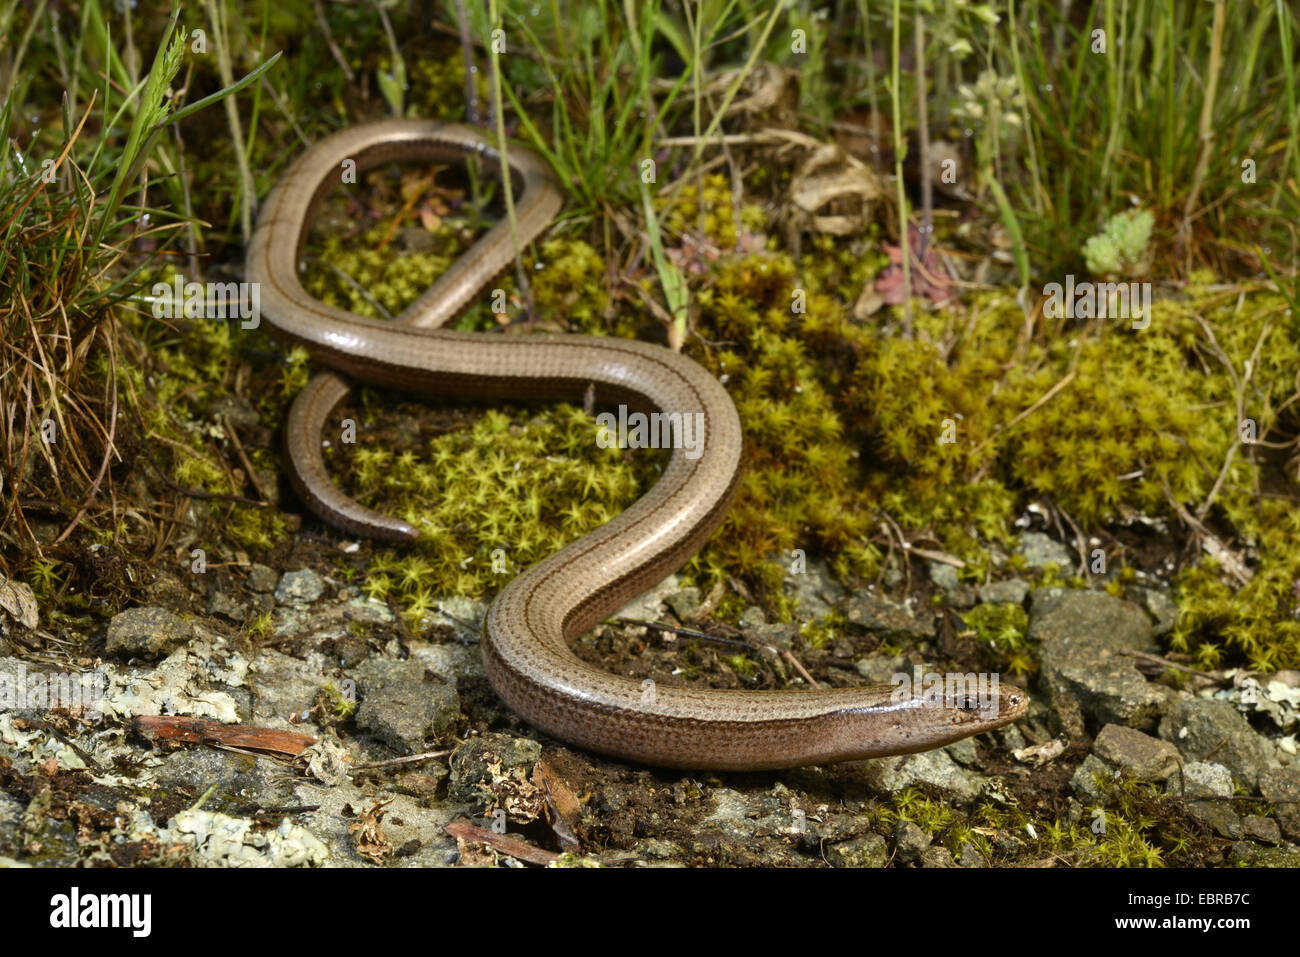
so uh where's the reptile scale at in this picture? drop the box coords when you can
[246,119,1027,770]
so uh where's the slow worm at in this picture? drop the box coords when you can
[247,119,1027,770]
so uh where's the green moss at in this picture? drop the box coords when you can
[320,680,359,720]
[962,602,1033,675]
[350,404,648,616]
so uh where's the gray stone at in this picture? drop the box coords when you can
[1138,587,1179,637]
[1093,724,1181,781]
[844,594,935,641]
[978,579,1030,606]
[893,819,930,862]
[784,558,846,621]
[1243,815,1281,845]
[928,561,960,592]
[1164,761,1234,799]
[959,843,987,867]
[1036,590,1166,736]
[353,659,460,755]
[860,748,987,803]
[248,564,278,593]
[105,607,195,659]
[275,569,325,605]
[825,833,888,868]
[447,733,543,804]
[1185,802,1242,840]
[1029,586,1070,618]
[944,737,980,768]
[1016,532,1072,569]
[248,649,327,725]
[1040,638,1168,737]
[1158,697,1271,789]
[1071,754,1117,804]
[919,845,957,868]
[1029,589,1158,653]
[207,590,245,622]
[1258,768,1300,841]
[664,587,700,620]
[1241,845,1300,867]
[750,622,800,651]
[854,654,906,684]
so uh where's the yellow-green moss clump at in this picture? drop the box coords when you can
[661,172,766,249]
[354,405,650,632]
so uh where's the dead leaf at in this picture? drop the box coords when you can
[1013,739,1066,767]
[532,760,582,850]
[348,799,394,865]
[875,224,954,306]
[444,818,560,866]
[0,576,39,630]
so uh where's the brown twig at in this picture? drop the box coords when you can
[351,749,453,773]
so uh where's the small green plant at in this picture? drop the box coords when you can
[1082,209,1155,277]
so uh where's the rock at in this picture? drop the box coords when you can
[1186,802,1242,840]
[750,622,800,651]
[447,733,543,804]
[860,749,987,803]
[247,564,278,593]
[825,833,888,868]
[978,579,1030,606]
[1071,754,1117,804]
[1036,590,1166,736]
[1138,587,1179,637]
[249,649,328,725]
[739,606,767,631]
[785,558,846,621]
[919,845,957,868]
[1242,845,1300,867]
[1243,815,1280,845]
[1028,586,1069,618]
[664,587,700,620]
[928,561,960,592]
[422,596,486,643]
[353,659,460,755]
[275,569,324,605]
[1092,724,1181,781]
[893,819,930,862]
[1158,697,1271,789]
[1258,768,1300,841]
[959,843,987,867]
[1029,589,1158,653]
[944,737,980,768]
[854,654,906,684]
[162,809,329,867]
[207,590,245,622]
[105,607,195,659]
[1039,644,1167,738]
[1016,532,1072,568]
[844,594,935,641]
[1164,762,1234,799]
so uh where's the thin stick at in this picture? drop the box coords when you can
[351,749,453,772]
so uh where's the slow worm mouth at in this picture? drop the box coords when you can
[249,120,1034,771]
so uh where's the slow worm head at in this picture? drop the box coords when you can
[247,119,1028,770]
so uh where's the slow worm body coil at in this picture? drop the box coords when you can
[247,119,1027,770]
